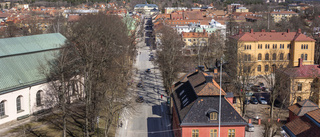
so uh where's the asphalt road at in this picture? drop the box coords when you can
[116,16,172,137]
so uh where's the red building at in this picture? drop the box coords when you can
[171,67,247,137]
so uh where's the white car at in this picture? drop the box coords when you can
[246,123,255,132]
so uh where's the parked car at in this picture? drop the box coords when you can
[246,123,255,132]
[251,85,266,92]
[258,97,268,105]
[145,69,151,73]
[137,82,143,88]
[136,96,144,103]
[250,97,258,104]
[245,99,250,105]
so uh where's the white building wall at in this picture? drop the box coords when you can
[0,82,52,125]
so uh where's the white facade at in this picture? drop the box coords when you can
[0,83,51,125]
[134,4,158,15]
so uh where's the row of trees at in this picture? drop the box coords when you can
[37,14,136,137]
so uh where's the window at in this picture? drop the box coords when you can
[244,45,247,50]
[287,53,290,60]
[272,64,276,72]
[249,45,251,50]
[273,44,277,49]
[280,44,284,49]
[210,112,218,120]
[210,129,217,137]
[297,96,302,102]
[287,44,291,49]
[184,39,186,41]
[258,53,262,60]
[192,129,199,137]
[16,96,22,112]
[258,44,262,49]
[265,44,270,49]
[280,53,284,60]
[244,54,247,61]
[298,83,302,91]
[36,90,42,106]
[258,65,261,72]
[188,39,191,42]
[301,44,303,49]
[265,53,269,60]
[301,54,304,60]
[228,129,235,137]
[305,54,308,60]
[306,44,308,49]
[193,39,195,41]
[0,101,5,117]
[248,54,251,61]
[272,53,276,60]
[265,65,269,72]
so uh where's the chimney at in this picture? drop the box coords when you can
[198,65,205,71]
[298,28,301,34]
[261,29,265,32]
[298,58,303,67]
[238,29,242,34]
[250,29,254,33]
[213,67,218,74]
[205,75,213,83]
[287,29,290,33]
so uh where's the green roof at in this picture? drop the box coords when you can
[0,33,66,94]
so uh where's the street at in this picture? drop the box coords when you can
[116,15,172,137]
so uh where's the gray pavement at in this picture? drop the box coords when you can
[116,15,172,137]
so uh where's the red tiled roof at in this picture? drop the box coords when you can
[182,32,208,38]
[285,115,320,136]
[68,14,80,22]
[307,108,320,123]
[283,59,320,78]
[288,99,318,116]
[184,11,203,20]
[230,29,315,42]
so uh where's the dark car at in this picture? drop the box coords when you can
[137,82,143,88]
[251,85,266,92]
[245,99,250,104]
[136,96,144,103]
[250,97,258,104]
[145,69,151,73]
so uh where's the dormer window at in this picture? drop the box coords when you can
[210,112,218,120]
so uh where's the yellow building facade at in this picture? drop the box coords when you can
[230,29,316,76]
[182,32,209,47]
[270,10,298,23]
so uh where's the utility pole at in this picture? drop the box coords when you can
[218,57,222,137]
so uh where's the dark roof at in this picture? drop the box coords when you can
[226,92,234,98]
[283,113,320,137]
[181,96,246,126]
[288,99,319,116]
[172,70,246,126]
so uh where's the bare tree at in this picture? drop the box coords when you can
[198,31,224,67]
[155,26,184,95]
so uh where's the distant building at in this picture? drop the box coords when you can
[164,7,188,14]
[270,10,298,23]
[235,7,249,13]
[134,3,158,15]
[227,4,244,14]
[229,29,316,76]
[265,0,285,3]
[171,68,247,137]
[182,31,208,47]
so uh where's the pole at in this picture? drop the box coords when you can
[218,57,222,137]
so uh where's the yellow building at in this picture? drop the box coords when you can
[270,10,298,23]
[182,31,209,47]
[278,59,320,106]
[229,29,316,76]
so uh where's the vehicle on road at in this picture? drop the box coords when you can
[145,69,151,73]
[246,123,255,132]
[136,96,144,103]
[137,82,143,88]
[258,96,268,105]
[250,97,258,104]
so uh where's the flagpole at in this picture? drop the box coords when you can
[219,57,222,137]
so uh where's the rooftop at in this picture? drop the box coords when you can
[288,99,319,116]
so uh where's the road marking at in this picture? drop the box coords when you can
[125,120,128,130]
